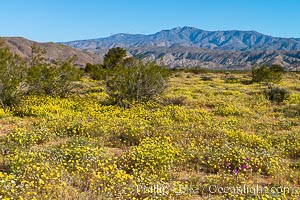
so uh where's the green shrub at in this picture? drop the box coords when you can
[201,76,213,81]
[106,62,169,106]
[27,55,82,97]
[0,40,26,107]
[103,47,127,69]
[265,86,290,103]
[252,65,269,83]
[86,48,137,80]
[85,63,107,80]
[269,64,285,80]
[252,64,285,83]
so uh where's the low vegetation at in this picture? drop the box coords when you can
[0,45,299,199]
[0,40,26,107]
[106,62,170,106]
[0,41,82,106]
[252,64,285,83]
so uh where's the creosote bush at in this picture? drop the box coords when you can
[265,86,290,103]
[0,42,82,107]
[106,62,170,106]
[27,60,82,97]
[27,45,82,97]
[103,47,127,69]
[0,39,26,107]
[201,76,213,81]
[85,47,138,81]
[84,63,106,80]
[252,64,285,83]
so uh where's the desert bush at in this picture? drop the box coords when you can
[252,64,285,83]
[201,76,213,81]
[123,56,138,67]
[265,86,290,103]
[86,56,138,81]
[106,62,169,106]
[160,96,186,106]
[103,47,127,69]
[27,56,82,97]
[85,63,107,80]
[269,64,285,80]
[84,63,99,73]
[0,40,26,107]
[223,75,239,83]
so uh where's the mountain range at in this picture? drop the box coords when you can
[63,26,300,51]
[2,27,300,69]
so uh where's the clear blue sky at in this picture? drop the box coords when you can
[1,0,299,42]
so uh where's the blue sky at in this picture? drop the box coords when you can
[1,0,299,42]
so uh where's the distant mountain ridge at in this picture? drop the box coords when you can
[2,27,300,70]
[62,27,300,51]
[61,27,300,70]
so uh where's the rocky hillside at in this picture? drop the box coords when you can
[127,46,300,70]
[3,37,102,66]
[62,27,300,51]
